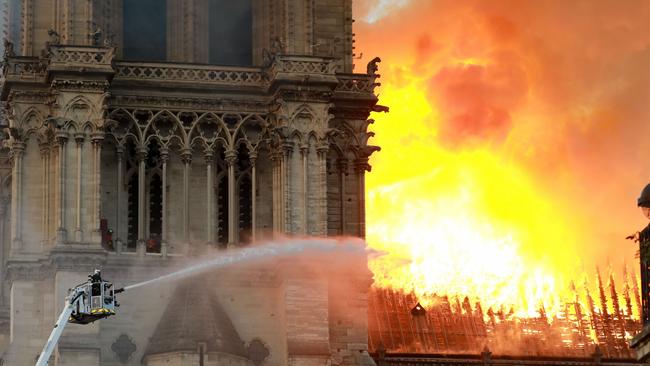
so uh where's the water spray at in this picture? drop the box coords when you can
[123,237,367,291]
[34,237,369,365]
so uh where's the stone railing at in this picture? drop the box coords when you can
[336,73,379,94]
[114,61,269,87]
[2,57,47,81]
[267,55,337,80]
[48,45,114,67]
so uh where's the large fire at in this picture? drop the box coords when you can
[354,0,650,331]
[365,77,582,318]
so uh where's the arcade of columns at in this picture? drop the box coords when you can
[0,48,380,260]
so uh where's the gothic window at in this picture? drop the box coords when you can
[123,0,167,61]
[123,140,163,252]
[208,0,252,65]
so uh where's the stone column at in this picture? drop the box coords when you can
[225,149,237,246]
[282,141,293,233]
[279,151,286,233]
[316,144,329,236]
[355,159,368,238]
[338,159,347,236]
[250,151,257,242]
[56,132,68,244]
[0,200,6,303]
[10,140,25,251]
[115,145,124,245]
[160,147,169,256]
[74,133,84,242]
[136,146,147,255]
[40,143,50,246]
[205,150,214,245]
[271,151,279,233]
[91,132,104,243]
[300,145,308,235]
[181,149,192,244]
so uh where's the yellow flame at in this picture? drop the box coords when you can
[366,71,591,318]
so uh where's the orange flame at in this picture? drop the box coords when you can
[356,0,645,322]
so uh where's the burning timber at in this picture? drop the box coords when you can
[369,281,641,358]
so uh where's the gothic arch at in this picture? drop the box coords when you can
[106,109,143,146]
[290,104,318,122]
[63,95,99,127]
[144,110,188,151]
[189,112,230,153]
[18,107,46,142]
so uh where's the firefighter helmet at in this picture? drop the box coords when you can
[638,183,650,207]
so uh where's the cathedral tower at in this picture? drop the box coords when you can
[0,0,382,365]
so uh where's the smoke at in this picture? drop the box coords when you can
[354,0,650,307]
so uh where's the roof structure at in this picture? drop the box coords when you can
[145,278,248,358]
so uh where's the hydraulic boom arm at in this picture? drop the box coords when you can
[34,287,85,366]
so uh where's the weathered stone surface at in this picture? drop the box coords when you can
[0,2,382,365]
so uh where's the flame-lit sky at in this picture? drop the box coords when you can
[353,0,650,316]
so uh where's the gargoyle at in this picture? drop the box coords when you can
[367,57,381,75]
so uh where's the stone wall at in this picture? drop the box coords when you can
[0,43,381,365]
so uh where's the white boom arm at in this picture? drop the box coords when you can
[34,287,85,366]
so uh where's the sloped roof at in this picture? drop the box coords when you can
[145,278,248,358]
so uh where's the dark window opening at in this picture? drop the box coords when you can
[148,173,162,253]
[146,142,162,253]
[217,150,229,248]
[217,173,229,248]
[238,175,252,244]
[209,0,252,65]
[126,144,138,249]
[123,0,167,61]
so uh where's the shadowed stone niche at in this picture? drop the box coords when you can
[248,338,270,366]
[112,334,137,364]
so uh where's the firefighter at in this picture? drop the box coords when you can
[636,183,650,325]
[89,269,102,283]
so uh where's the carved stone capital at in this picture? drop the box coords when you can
[249,151,258,167]
[282,141,294,157]
[91,131,105,145]
[180,149,192,164]
[224,149,237,166]
[9,140,26,156]
[55,131,69,145]
[74,132,85,146]
[204,151,214,165]
[136,147,148,162]
[159,147,169,162]
[316,143,329,158]
[353,158,370,173]
[299,144,308,156]
[39,142,51,156]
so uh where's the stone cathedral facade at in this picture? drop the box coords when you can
[0,1,383,365]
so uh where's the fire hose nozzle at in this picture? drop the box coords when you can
[114,288,125,294]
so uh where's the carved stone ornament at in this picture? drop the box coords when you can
[247,338,270,366]
[111,334,137,364]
